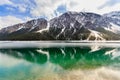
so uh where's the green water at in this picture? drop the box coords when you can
[0,46,120,80]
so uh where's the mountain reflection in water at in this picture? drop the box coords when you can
[0,46,120,80]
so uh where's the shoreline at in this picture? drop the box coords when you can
[0,41,120,49]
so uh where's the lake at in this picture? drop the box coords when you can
[0,41,120,80]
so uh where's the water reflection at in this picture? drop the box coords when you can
[1,46,120,80]
[0,47,120,69]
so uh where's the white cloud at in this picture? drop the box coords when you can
[98,3,120,14]
[66,0,109,14]
[0,0,120,29]
[15,0,34,13]
[31,0,66,19]
[0,16,24,29]
[66,0,106,11]
[0,0,32,13]
[0,0,27,13]
[0,0,13,5]
[17,4,27,12]
[30,0,110,19]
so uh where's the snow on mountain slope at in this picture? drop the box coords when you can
[104,11,120,26]
[17,25,25,31]
[37,23,50,33]
[29,19,38,31]
[104,23,120,33]
[104,11,120,20]
[0,18,47,34]
[87,29,105,41]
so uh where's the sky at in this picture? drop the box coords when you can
[0,0,120,29]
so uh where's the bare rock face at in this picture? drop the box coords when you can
[49,12,90,40]
[24,18,47,32]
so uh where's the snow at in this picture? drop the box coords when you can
[72,29,76,35]
[75,15,85,24]
[37,28,49,33]
[56,27,65,38]
[104,23,120,33]
[70,23,74,27]
[87,29,105,41]
[111,17,120,20]
[56,23,67,38]
[105,11,120,20]
[110,23,120,32]
[29,20,38,31]
[16,26,24,31]
[37,23,50,33]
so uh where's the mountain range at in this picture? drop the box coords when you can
[0,11,120,40]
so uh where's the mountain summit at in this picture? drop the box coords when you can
[0,11,120,40]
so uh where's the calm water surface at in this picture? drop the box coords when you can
[0,41,120,80]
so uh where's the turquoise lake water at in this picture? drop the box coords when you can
[0,41,120,80]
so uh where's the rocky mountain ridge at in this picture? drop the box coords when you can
[0,11,120,40]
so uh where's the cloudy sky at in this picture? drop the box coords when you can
[0,0,120,28]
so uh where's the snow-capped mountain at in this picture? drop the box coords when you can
[0,18,48,40]
[103,11,120,34]
[49,11,120,40]
[104,11,120,21]
[0,18,47,34]
[0,11,120,40]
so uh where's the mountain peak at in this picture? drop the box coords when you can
[0,11,120,40]
[0,18,47,34]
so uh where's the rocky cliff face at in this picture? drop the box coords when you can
[0,11,120,40]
